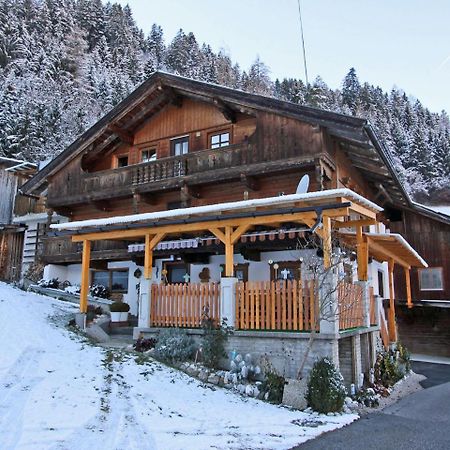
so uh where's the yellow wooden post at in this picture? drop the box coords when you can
[405,267,412,309]
[356,225,368,281]
[225,225,234,277]
[388,258,397,342]
[80,239,91,313]
[323,215,332,268]
[144,234,153,279]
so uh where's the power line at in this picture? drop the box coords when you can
[297,0,309,87]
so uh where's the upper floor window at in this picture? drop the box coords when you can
[141,148,156,163]
[116,155,128,168]
[171,136,189,156]
[419,267,444,291]
[210,131,230,149]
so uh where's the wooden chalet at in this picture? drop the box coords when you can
[20,72,432,382]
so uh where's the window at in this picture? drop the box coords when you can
[163,262,189,284]
[171,136,189,156]
[141,148,156,162]
[378,270,385,298]
[210,132,230,149]
[270,261,302,281]
[92,269,129,292]
[117,155,129,167]
[419,267,444,291]
[220,263,249,282]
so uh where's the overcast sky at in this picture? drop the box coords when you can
[117,0,450,113]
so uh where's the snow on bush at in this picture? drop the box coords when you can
[38,278,60,289]
[307,357,347,414]
[154,328,197,363]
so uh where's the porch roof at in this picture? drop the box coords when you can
[339,231,427,268]
[50,188,382,233]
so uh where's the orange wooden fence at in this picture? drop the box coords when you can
[338,282,364,330]
[235,280,317,331]
[151,282,220,327]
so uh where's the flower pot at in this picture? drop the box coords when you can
[110,311,122,322]
[120,312,129,322]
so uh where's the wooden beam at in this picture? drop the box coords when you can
[108,124,134,145]
[213,98,237,123]
[144,233,167,279]
[231,224,252,244]
[323,215,332,268]
[224,226,234,276]
[366,238,411,269]
[333,219,377,229]
[405,267,412,309]
[72,210,320,242]
[209,227,226,243]
[388,258,397,342]
[356,225,368,281]
[240,173,258,191]
[181,183,201,201]
[80,240,91,313]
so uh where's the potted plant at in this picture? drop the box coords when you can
[110,301,130,322]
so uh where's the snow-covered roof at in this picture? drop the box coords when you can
[51,188,382,231]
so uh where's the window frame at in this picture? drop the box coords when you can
[115,154,129,168]
[418,267,444,291]
[209,129,231,149]
[141,147,157,163]
[163,261,190,284]
[91,268,129,293]
[170,135,189,156]
[270,261,302,281]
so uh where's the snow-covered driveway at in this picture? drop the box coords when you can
[0,283,357,450]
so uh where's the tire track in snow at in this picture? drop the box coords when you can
[0,347,44,450]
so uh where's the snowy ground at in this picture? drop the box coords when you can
[0,282,357,450]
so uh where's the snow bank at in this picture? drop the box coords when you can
[0,283,357,449]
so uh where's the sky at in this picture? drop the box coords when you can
[117,0,450,113]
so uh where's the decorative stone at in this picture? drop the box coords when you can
[186,366,199,377]
[235,354,243,363]
[282,378,308,410]
[241,366,248,379]
[208,374,220,385]
[198,370,209,382]
[244,353,252,364]
[237,384,246,394]
[232,373,238,384]
[245,384,254,396]
[253,387,260,398]
[230,360,237,372]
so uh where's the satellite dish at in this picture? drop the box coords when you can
[296,174,310,194]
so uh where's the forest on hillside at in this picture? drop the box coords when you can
[0,0,448,202]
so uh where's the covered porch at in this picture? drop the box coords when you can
[49,188,426,344]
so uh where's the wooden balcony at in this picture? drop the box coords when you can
[38,236,131,264]
[47,142,322,207]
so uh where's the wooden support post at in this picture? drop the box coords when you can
[388,258,397,342]
[356,225,369,281]
[80,240,91,313]
[144,234,153,279]
[405,267,412,309]
[225,226,234,277]
[323,215,332,268]
[144,233,167,279]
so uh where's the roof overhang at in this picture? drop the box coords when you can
[20,72,410,209]
[339,231,427,268]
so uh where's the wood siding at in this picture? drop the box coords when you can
[389,209,450,301]
[0,165,18,224]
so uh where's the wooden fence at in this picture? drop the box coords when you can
[151,282,220,327]
[338,282,364,330]
[235,280,317,331]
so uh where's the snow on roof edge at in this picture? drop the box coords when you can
[51,189,382,231]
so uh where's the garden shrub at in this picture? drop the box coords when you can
[38,278,60,289]
[201,315,230,369]
[134,336,157,352]
[396,343,411,373]
[260,358,285,404]
[154,328,197,363]
[374,351,403,387]
[89,284,109,299]
[307,357,346,414]
[109,301,130,313]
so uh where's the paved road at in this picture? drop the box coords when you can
[293,362,450,450]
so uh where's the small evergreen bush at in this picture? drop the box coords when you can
[307,358,346,413]
[134,336,157,352]
[374,351,403,387]
[260,358,285,404]
[109,301,130,313]
[201,314,230,369]
[154,328,197,363]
